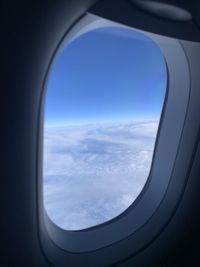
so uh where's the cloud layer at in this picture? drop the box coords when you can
[43,121,158,230]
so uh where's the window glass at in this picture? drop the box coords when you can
[43,27,167,230]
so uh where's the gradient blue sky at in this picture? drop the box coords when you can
[45,27,167,126]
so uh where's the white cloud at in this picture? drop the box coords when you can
[43,121,158,230]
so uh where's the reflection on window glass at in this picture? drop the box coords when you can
[43,27,167,230]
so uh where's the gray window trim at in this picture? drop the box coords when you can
[40,14,190,252]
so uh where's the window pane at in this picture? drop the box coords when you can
[43,27,167,230]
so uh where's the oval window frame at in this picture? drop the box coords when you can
[39,13,190,253]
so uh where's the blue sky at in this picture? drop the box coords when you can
[45,26,167,126]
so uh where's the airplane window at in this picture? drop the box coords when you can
[43,26,167,230]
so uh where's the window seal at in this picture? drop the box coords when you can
[39,13,190,253]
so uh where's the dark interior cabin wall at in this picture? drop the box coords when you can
[1,1,200,266]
